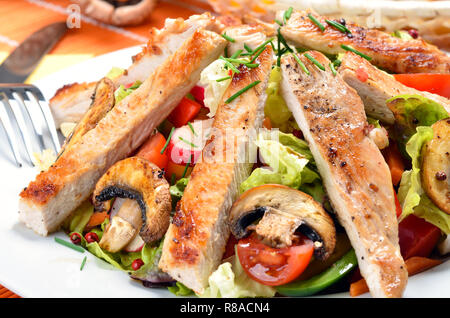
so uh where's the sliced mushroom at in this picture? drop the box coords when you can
[422,118,450,214]
[59,77,115,155]
[229,184,336,260]
[93,157,171,252]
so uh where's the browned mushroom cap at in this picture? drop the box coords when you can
[229,184,336,260]
[60,77,115,156]
[93,157,171,244]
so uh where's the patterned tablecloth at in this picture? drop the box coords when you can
[0,0,211,298]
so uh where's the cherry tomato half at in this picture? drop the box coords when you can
[237,233,314,286]
[168,97,202,127]
[394,74,450,99]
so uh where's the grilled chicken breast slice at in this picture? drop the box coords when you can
[159,45,273,294]
[50,13,229,128]
[280,10,450,74]
[18,29,226,236]
[280,51,407,298]
[339,52,450,124]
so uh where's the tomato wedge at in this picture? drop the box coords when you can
[394,74,450,99]
[237,233,314,286]
[168,97,202,127]
[136,132,168,170]
[190,85,205,105]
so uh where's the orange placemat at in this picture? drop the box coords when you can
[0,0,211,298]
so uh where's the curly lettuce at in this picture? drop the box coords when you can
[398,126,450,233]
[114,81,142,103]
[199,254,275,298]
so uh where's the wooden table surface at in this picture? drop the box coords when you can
[0,0,211,298]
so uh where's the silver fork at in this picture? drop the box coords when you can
[0,84,60,167]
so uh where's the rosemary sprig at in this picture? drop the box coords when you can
[308,14,325,31]
[221,33,235,42]
[292,53,310,75]
[55,237,85,253]
[304,53,326,71]
[325,20,351,34]
[160,127,175,154]
[340,44,372,61]
[225,81,261,104]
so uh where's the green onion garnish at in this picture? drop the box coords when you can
[304,53,325,71]
[179,136,198,148]
[170,173,176,185]
[283,7,293,24]
[340,44,372,61]
[292,53,310,75]
[225,80,261,104]
[230,49,243,59]
[187,122,197,136]
[181,156,192,178]
[80,256,87,271]
[160,127,175,154]
[55,237,85,253]
[221,33,235,43]
[325,20,351,34]
[216,76,231,82]
[330,62,337,76]
[220,56,240,74]
[244,43,252,52]
[308,14,325,31]
[275,19,283,26]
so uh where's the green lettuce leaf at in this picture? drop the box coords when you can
[240,132,320,193]
[114,81,142,103]
[170,177,189,207]
[398,126,450,233]
[64,200,94,234]
[386,94,448,151]
[198,254,275,298]
[105,67,125,80]
[168,282,195,296]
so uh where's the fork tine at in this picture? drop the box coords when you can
[0,93,23,167]
[2,91,36,165]
[26,88,60,153]
[13,90,45,151]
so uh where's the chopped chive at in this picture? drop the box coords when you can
[55,237,85,253]
[240,52,253,56]
[216,76,231,82]
[224,45,228,58]
[270,41,276,52]
[330,62,337,76]
[340,44,372,61]
[249,46,266,63]
[179,136,198,148]
[160,127,175,154]
[283,7,293,24]
[225,80,261,104]
[230,49,243,59]
[277,28,293,52]
[292,53,310,75]
[170,173,176,185]
[245,63,259,68]
[181,156,191,178]
[221,33,235,43]
[275,19,283,26]
[304,53,326,71]
[220,56,240,74]
[244,43,252,53]
[80,256,87,271]
[187,122,197,136]
[253,38,274,55]
[325,19,351,34]
[225,57,252,64]
[308,14,325,31]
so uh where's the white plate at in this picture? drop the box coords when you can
[0,47,448,298]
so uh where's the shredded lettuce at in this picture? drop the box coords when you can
[386,94,448,151]
[199,59,231,118]
[198,254,276,298]
[105,67,125,80]
[114,81,142,103]
[240,132,320,194]
[398,126,450,233]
